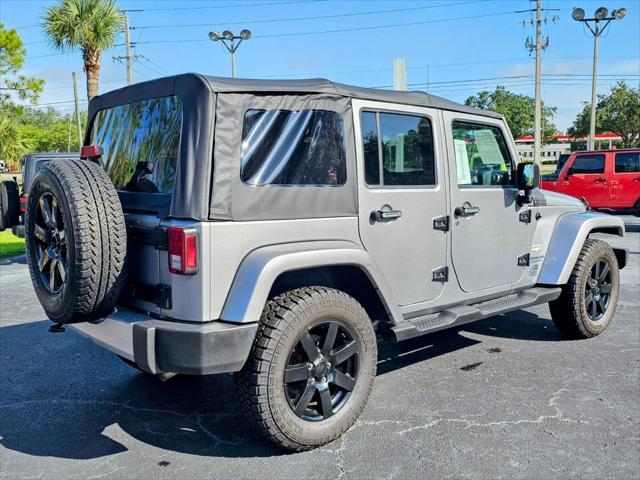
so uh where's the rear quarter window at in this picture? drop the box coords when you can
[90,96,182,194]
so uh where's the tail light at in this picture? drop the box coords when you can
[19,196,27,214]
[167,227,198,275]
[80,145,103,160]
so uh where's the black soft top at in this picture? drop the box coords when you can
[89,72,501,120]
[87,74,503,222]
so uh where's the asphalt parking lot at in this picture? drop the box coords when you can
[1,218,639,480]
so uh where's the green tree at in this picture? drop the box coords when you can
[43,0,123,100]
[465,86,557,140]
[568,81,640,148]
[17,108,87,153]
[0,115,32,167]
[0,23,43,169]
[0,22,44,108]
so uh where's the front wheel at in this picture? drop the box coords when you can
[549,239,620,339]
[234,287,377,451]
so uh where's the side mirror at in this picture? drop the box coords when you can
[516,162,540,204]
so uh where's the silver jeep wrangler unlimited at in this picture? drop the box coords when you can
[12,75,628,451]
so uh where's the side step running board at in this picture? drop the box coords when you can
[392,287,562,342]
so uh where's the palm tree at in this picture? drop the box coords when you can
[43,0,123,100]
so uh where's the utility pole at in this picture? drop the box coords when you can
[72,72,82,149]
[571,6,627,150]
[113,10,143,84]
[124,15,133,85]
[533,0,543,166]
[521,2,558,165]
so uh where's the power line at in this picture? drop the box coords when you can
[130,1,481,30]
[129,9,517,45]
[138,0,320,12]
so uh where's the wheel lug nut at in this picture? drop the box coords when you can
[321,377,326,383]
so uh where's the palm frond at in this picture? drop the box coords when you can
[42,0,123,53]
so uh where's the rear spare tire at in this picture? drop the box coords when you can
[0,180,19,231]
[25,159,127,324]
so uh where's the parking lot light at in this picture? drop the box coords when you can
[571,6,626,150]
[208,29,252,79]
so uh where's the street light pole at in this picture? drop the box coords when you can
[572,6,626,150]
[208,29,252,79]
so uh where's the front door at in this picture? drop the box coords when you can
[353,100,448,306]
[443,112,530,293]
[562,153,609,207]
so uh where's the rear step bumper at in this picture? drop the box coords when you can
[70,308,258,375]
[392,287,562,342]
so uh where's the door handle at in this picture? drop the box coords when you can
[454,202,480,217]
[594,177,607,183]
[633,177,640,182]
[371,208,402,222]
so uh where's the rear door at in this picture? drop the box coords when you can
[610,151,640,208]
[443,112,530,293]
[353,100,448,305]
[89,95,183,314]
[562,153,609,207]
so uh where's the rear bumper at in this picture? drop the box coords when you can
[70,308,258,375]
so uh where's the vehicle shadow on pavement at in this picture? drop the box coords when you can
[0,309,562,460]
[376,309,563,376]
[0,254,27,266]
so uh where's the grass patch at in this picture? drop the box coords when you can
[0,229,25,259]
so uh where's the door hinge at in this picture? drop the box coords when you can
[517,253,530,267]
[432,266,449,282]
[519,210,532,224]
[132,283,172,309]
[433,215,450,232]
[128,225,168,250]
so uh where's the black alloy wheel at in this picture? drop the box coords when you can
[549,238,620,339]
[33,192,68,293]
[284,321,359,421]
[584,259,612,321]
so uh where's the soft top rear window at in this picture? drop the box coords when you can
[90,96,182,194]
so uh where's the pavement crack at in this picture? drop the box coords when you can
[398,382,585,434]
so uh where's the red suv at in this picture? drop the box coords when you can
[540,149,640,213]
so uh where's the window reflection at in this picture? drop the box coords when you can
[241,109,346,186]
[91,96,182,194]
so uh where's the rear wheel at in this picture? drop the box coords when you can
[549,239,619,339]
[25,159,127,324]
[235,287,377,451]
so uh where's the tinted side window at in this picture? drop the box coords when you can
[91,96,182,194]
[452,121,514,186]
[571,154,605,174]
[241,109,346,186]
[615,152,640,173]
[361,111,436,187]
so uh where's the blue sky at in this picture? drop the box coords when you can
[2,0,639,131]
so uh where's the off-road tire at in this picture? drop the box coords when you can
[25,159,127,324]
[549,238,619,339]
[0,180,19,231]
[234,287,377,451]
